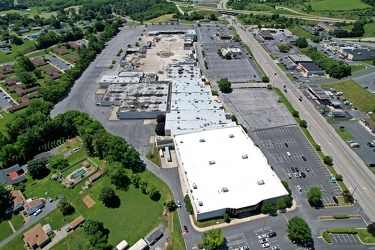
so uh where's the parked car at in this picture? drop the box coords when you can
[34,209,42,216]
[284,142,288,147]
[291,167,295,173]
[259,238,268,244]
[267,232,277,238]
[183,225,188,233]
[295,167,299,172]
[294,173,298,178]
[301,172,306,178]
[258,234,267,239]
[287,173,291,179]
[302,156,306,161]
[272,246,280,250]
[176,200,181,208]
[297,185,302,192]
[305,167,310,172]
[262,243,270,248]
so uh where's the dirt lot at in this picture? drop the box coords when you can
[131,35,190,80]
[82,195,96,208]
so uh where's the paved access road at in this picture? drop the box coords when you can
[229,17,375,222]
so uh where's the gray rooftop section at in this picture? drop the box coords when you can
[0,164,26,185]
[288,54,313,63]
[101,82,170,113]
[165,60,236,135]
[308,85,330,100]
[300,62,323,72]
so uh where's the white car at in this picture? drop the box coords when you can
[258,234,267,239]
[34,209,42,216]
[259,238,268,244]
[297,185,302,192]
[262,243,270,248]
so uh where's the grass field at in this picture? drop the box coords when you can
[10,215,24,231]
[146,14,174,24]
[350,64,366,73]
[0,220,13,242]
[0,111,13,133]
[289,25,314,39]
[325,80,375,121]
[309,0,370,10]
[0,40,36,64]
[39,5,81,18]
[357,229,375,243]
[336,128,354,141]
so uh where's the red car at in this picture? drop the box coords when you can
[295,167,299,172]
[183,225,188,233]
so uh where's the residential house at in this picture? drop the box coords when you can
[23,224,51,249]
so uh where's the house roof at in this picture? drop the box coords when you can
[299,62,324,72]
[69,215,85,229]
[66,55,79,62]
[23,224,50,248]
[53,48,68,55]
[363,118,375,130]
[0,164,26,185]
[31,58,47,67]
[10,190,26,207]
[89,169,105,183]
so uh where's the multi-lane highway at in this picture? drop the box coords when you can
[229,17,375,222]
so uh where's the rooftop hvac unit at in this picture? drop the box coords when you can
[209,160,216,165]
[198,201,203,206]
[257,180,265,185]
[192,182,197,189]
[221,187,229,192]
[199,138,205,142]
[229,134,234,138]
[241,154,248,159]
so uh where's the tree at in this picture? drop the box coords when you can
[278,44,290,52]
[146,183,160,201]
[17,71,37,88]
[342,190,354,203]
[139,180,149,194]
[165,200,176,212]
[0,185,10,213]
[335,174,343,181]
[261,200,278,215]
[292,110,299,117]
[323,156,333,166]
[217,78,231,92]
[208,13,218,21]
[367,222,375,237]
[107,163,130,190]
[299,120,307,128]
[48,154,68,169]
[98,187,116,207]
[11,35,23,45]
[287,216,312,243]
[184,194,193,214]
[57,199,75,215]
[307,187,322,207]
[84,219,105,236]
[130,174,141,188]
[27,159,48,179]
[15,55,35,72]
[33,69,42,79]
[202,229,225,250]
[224,213,231,223]
[295,37,308,48]
[277,197,288,211]
[262,76,270,83]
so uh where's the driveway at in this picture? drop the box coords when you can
[0,200,58,247]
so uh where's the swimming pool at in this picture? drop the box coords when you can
[71,169,86,180]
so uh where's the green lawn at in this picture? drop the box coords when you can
[10,215,24,231]
[26,50,47,59]
[289,25,314,39]
[167,212,185,250]
[146,14,175,23]
[0,111,13,133]
[336,128,354,141]
[146,144,161,167]
[52,226,87,250]
[325,80,375,121]
[41,209,79,230]
[57,137,82,154]
[0,220,13,242]
[350,64,366,73]
[0,40,36,64]
[310,0,370,11]
[357,229,375,243]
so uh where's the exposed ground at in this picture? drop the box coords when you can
[82,195,96,208]
[130,35,189,80]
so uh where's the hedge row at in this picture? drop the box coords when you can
[327,228,358,234]
[322,231,332,243]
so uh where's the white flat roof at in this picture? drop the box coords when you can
[175,126,288,214]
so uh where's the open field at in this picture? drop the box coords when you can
[10,215,24,231]
[0,40,36,64]
[0,220,13,242]
[325,79,375,121]
[289,25,314,39]
[350,64,366,73]
[146,14,175,24]
[39,5,81,18]
[0,111,13,133]
[336,128,354,141]
[309,0,371,11]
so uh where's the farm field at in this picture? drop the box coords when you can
[309,0,371,11]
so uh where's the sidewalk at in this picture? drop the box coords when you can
[189,199,297,233]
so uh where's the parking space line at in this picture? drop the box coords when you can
[351,234,358,243]
[226,233,244,240]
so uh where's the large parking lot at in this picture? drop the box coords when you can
[251,125,342,205]
[45,55,71,72]
[222,89,296,131]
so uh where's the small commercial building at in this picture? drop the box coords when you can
[363,118,375,133]
[341,48,375,61]
[308,85,330,102]
[288,54,313,64]
[217,32,231,40]
[299,62,325,77]
[318,22,343,35]
[174,126,289,221]
[327,106,345,117]
[23,224,50,249]
[184,29,197,40]
[259,31,273,41]
[221,47,242,57]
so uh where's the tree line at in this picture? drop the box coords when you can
[303,46,351,79]
[238,13,298,29]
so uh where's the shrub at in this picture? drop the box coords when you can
[292,110,299,117]
[184,194,193,214]
[323,156,333,166]
[109,65,113,69]
[197,242,205,249]
[327,228,357,234]
[262,76,270,83]
[322,231,332,243]
[333,215,350,219]
[224,213,231,223]
[335,174,343,181]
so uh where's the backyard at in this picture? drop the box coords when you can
[1,143,175,249]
